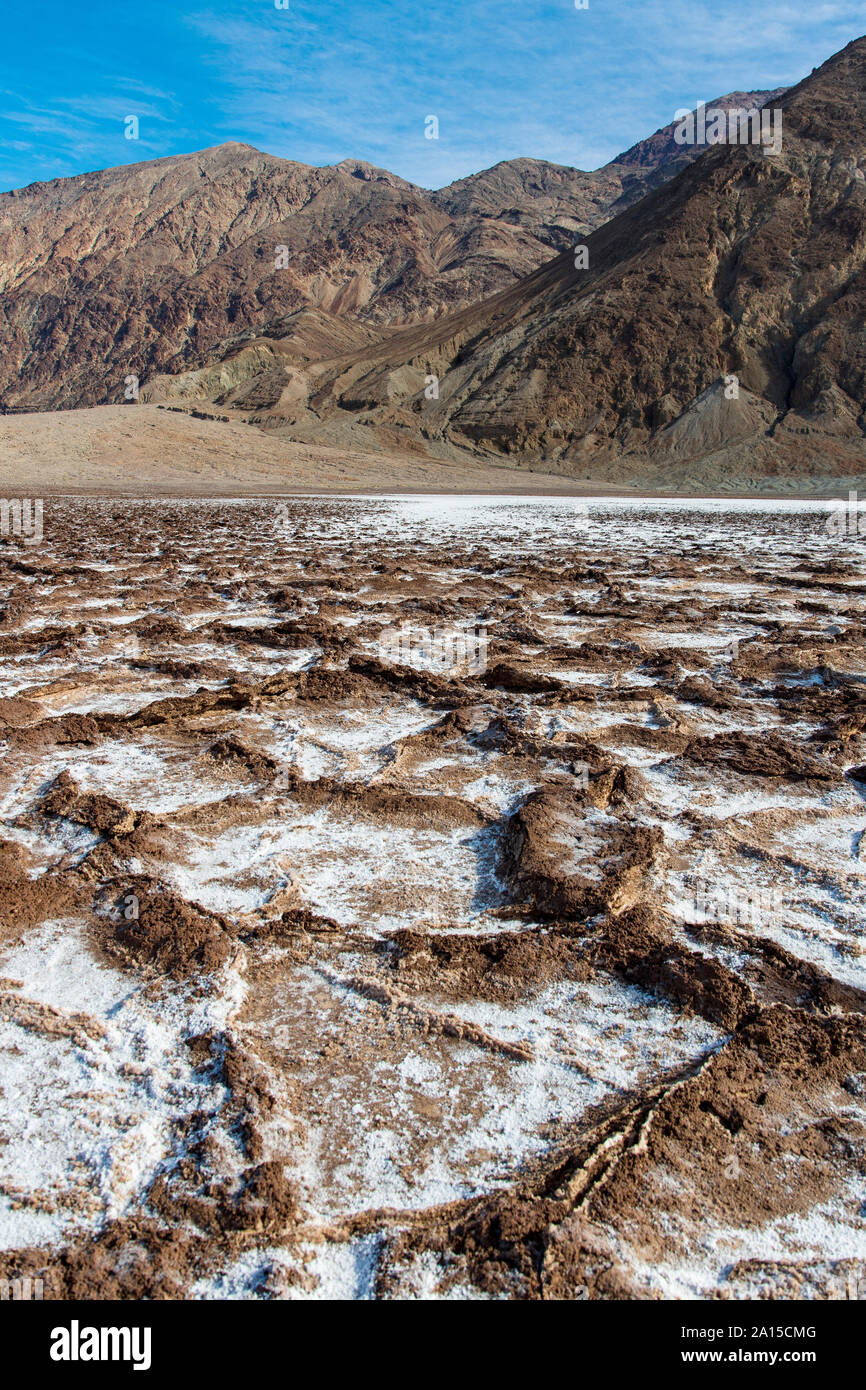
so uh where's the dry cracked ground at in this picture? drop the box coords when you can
[0,495,865,1301]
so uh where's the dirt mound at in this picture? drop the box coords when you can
[97,885,237,978]
[585,903,754,1031]
[41,770,141,836]
[203,736,279,781]
[503,790,663,918]
[685,731,839,780]
[0,838,88,939]
[385,925,591,1002]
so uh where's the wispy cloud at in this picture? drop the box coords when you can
[0,0,863,190]
[181,0,865,181]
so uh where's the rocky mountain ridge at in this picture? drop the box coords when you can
[0,91,781,415]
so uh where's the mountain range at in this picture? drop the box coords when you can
[1,39,865,489]
[0,89,782,414]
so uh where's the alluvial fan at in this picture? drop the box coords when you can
[0,495,864,1300]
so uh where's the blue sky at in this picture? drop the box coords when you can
[1,0,863,191]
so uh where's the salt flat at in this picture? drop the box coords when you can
[0,495,864,1300]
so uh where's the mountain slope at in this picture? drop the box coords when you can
[0,92,780,413]
[431,47,866,470]
[179,43,863,484]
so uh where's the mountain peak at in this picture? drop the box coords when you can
[2,34,865,495]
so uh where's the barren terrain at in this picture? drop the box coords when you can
[0,406,859,499]
[135,43,866,483]
[0,495,864,1299]
[0,92,779,414]
[0,406,583,496]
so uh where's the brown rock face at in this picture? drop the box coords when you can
[142,44,864,484]
[0,94,778,415]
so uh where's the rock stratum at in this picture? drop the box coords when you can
[1,89,779,419]
[141,42,866,488]
[2,41,865,490]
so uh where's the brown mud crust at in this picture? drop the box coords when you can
[0,496,864,1300]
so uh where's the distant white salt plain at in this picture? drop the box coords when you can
[0,494,863,1298]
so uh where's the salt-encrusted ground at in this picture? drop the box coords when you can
[0,496,864,1300]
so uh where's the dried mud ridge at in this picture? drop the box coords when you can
[0,498,865,1300]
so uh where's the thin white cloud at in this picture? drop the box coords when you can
[180,0,865,181]
[1,0,863,189]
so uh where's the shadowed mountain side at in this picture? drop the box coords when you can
[140,43,865,484]
[0,92,781,415]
